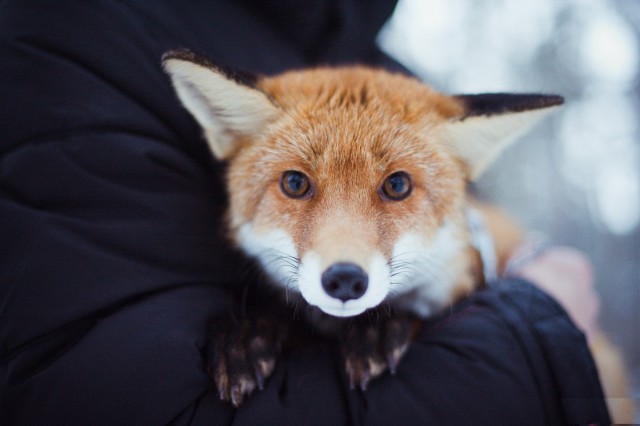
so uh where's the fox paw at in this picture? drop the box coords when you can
[207,316,286,407]
[342,315,419,391]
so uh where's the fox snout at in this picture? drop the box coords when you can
[321,263,368,302]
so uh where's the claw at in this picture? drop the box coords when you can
[252,358,275,390]
[254,365,265,390]
[387,354,398,375]
[346,360,356,390]
[217,372,229,401]
[218,385,228,402]
[342,315,419,391]
[231,376,257,407]
[386,343,408,375]
[359,371,371,391]
[230,385,244,407]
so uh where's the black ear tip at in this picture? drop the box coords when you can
[547,94,564,106]
[161,49,186,63]
[531,94,564,108]
[161,48,211,67]
[455,93,564,118]
[161,49,258,88]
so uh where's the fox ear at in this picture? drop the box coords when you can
[440,94,564,180]
[162,50,280,159]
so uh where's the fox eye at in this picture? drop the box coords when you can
[281,170,311,198]
[381,171,412,201]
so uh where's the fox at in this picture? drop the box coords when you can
[163,50,634,421]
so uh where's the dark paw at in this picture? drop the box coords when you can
[342,315,419,391]
[207,316,286,407]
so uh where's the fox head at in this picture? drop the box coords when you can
[163,50,562,318]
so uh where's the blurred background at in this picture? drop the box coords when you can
[378,0,639,411]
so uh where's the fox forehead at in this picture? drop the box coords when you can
[225,68,468,256]
[258,66,463,120]
[253,67,465,172]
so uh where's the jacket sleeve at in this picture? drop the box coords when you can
[355,279,611,425]
[0,1,247,424]
[0,1,609,425]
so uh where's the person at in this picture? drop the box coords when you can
[0,1,610,424]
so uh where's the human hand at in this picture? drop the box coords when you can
[510,245,600,341]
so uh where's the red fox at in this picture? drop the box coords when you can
[163,50,633,420]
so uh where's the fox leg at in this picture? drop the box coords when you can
[342,314,420,390]
[207,315,287,407]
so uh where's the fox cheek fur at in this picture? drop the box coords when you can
[162,50,563,319]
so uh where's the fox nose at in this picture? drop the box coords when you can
[321,263,368,302]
